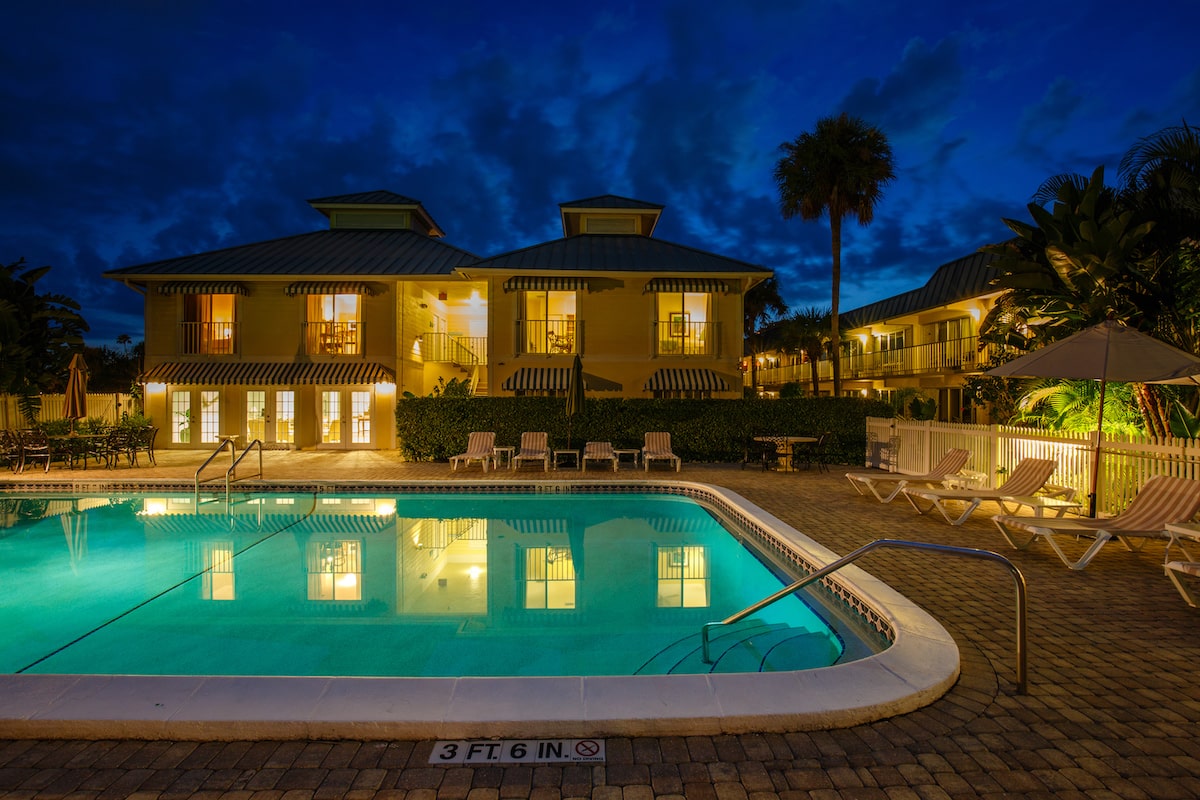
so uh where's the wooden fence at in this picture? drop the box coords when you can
[0,393,137,430]
[865,417,1200,516]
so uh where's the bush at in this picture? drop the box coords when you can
[395,396,892,463]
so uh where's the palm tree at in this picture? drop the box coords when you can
[743,277,788,393]
[774,113,895,396]
[778,306,831,396]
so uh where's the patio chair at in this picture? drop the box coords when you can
[1165,559,1200,607]
[1,429,23,472]
[512,431,550,471]
[742,435,782,470]
[18,429,51,473]
[582,441,617,472]
[450,431,495,472]
[643,431,681,472]
[792,432,832,472]
[846,447,971,504]
[993,474,1200,570]
[902,457,1060,526]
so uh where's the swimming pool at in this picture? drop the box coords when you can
[0,480,959,739]
[4,490,873,677]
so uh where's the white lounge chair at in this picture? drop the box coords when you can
[993,474,1200,570]
[643,431,681,472]
[846,447,971,503]
[1166,560,1200,607]
[512,431,550,471]
[449,431,495,472]
[902,458,1061,526]
[582,441,617,472]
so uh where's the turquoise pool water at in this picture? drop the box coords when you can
[0,491,877,678]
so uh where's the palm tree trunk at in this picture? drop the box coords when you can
[830,213,842,397]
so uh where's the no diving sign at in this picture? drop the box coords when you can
[431,739,605,764]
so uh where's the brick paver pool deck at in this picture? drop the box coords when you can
[2,450,1198,798]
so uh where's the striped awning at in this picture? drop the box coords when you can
[501,519,570,534]
[284,281,381,296]
[157,281,248,296]
[141,361,395,386]
[643,368,729,392]
[502,367,622,392]
[642,278,729,294]
[503,277,590,292]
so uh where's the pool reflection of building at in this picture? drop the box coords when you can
[137,497,718,626]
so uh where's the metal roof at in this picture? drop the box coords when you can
[841,251,1000,328]
[558,195,664,210]
[307,190,424,206]
[463,234,770,275]
[105,229,479,280]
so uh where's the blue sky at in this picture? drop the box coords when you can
[4,0,1199,346]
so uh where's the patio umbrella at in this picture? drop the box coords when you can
[63,353,89,430]
[986,318,1200,516]
[565,354,585,448]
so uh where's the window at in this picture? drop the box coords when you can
[171,391,191,443]
[199,391,220,443]
[655,545,709,607]
[307,294,360,355]
[275,391,295,444]
[306,540,362,601]
[522,290,577,354]
[247,391,266,442]
[182,294,237,354]
[521,546,576,609]
[656,292,712,355]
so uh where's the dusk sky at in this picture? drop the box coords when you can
[5,1,1199,346]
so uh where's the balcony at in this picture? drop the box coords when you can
[655,320,717,356]
[304,321,360,356]
[518,319,579,355]
[179,321,238,355]
[751,336,1006,386]
[422,333,487,365]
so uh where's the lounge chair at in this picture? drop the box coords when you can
[993,475,1200,570]
[450,431,495,472]
[846,447,971,503]
[582,441,617,472]
[643,431,681,472]
[512,431,550,471]
[902,457,1061,526]
[1166,560,1200,607]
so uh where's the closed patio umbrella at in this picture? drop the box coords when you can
[63,353,89,430]
[565,354,585,449]
[986,318,1200,516]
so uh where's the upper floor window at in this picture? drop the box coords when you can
[655,292,713,356]
[521,290,577,354]
[182,294,237,355]
[306,294,360,355]
[925,317,973,342]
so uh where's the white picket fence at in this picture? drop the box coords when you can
[0,393,137,429]
[865,416,1200,516]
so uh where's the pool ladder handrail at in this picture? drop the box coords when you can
[701,538,1028,694]
[194,438,264,504]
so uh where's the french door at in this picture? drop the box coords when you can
[320,389,374,448]
[245,390,296,446]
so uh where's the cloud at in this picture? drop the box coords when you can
[840,36,965,141]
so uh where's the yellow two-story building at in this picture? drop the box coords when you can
[106,191,770,450]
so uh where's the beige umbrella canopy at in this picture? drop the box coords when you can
[63,353,89,428]
[986,318,1200,515]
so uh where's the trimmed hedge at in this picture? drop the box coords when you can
[395,396,892,464]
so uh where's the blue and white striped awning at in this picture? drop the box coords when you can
[141,361,395,386]
[157,281,248,295]
[501,368,622,392]
[284,281,381,296]
[643,368,729,392]
[642,278,729,294]
[503,277,590,292]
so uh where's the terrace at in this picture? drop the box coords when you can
[0,449,1196,796]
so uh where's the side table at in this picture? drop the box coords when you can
[614,449,640,469]
[492,446,515,471]
[553,449,580,471]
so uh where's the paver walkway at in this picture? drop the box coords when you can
[2,451,1199,798]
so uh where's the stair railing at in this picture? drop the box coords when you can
[701,539,1028,693]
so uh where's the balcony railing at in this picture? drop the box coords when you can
[304,321,360,355]
[751,336,1006,386]
[518,319,580,355]
[422,333,487,365]
[655,320,717,356]
[179,322,238,355]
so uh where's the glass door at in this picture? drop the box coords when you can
[320,389,374,448]
[246,390,295,446]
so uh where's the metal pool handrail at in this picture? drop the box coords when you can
[194,437,236,501]
[701,539,1029,694]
